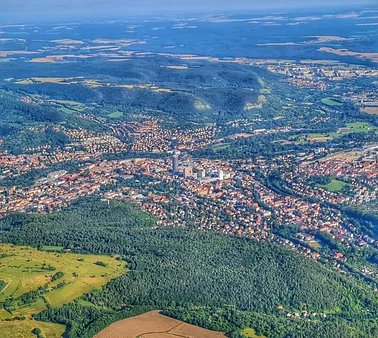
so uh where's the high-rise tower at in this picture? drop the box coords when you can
[172,150,180,174]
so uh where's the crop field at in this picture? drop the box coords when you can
[94,310,226,338]
[0,319,65,338]
[0,244,126,318]
[321,98,343,106]
[361,107,378,115]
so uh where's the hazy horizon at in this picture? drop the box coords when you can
[1,0,378,23]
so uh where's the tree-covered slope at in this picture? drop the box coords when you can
[1,199,378,337]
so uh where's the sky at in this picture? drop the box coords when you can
[0,0,377,22]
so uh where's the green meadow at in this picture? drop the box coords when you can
[0,244,126,319]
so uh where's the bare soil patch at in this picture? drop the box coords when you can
[95,310,226,338]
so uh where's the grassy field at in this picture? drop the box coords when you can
[240,328,266,338]
[213,144,230,152]
[53,99,84,106]
[0,319,65,338]
[318,179,347,192]
[309,133,331,140]
[309,240,322,250]
[347,122,375,132]
[0,244,126,319]
[321,97,343,106]
[108,111,124,118]
[309,122,377,141]
[330,122,376,138]
[95,310,226,338]
[58,106,76,114]
[50,99,86,114]
[41,245,65,252]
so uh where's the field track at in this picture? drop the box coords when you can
[95,310,226,338]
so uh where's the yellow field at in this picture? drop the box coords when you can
[95,310,226,338]
[240,328,266,338]
[0,244,126,318]
[0,319,65,338]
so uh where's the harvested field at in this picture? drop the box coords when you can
[318,47,378,63]
[361,107,378,115]
[94,310,226,338]
[165,65,189,70]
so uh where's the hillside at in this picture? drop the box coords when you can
[0,199,377,337]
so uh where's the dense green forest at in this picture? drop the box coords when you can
[164,306,378,338]
[1,199,378,337]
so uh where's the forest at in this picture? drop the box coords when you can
[1,199,378,337]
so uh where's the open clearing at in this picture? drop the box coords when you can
[318,179,347,192]
[108,111,124,118]
[309,122,377,141]
[331,122,377,137]
[0,244,126,317]
[94,310,226,338]
[0,319,65,338]
[321,98,342,106]
[240,328,266,338]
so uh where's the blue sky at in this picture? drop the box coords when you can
[1,0,376,22]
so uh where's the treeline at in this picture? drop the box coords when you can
[164,306,378,338]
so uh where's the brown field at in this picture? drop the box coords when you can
[51,39,85,45]
[306,35,351,43]
[14,77,78,84]
[30,55,91,63]
[230,133,253,140]
[94,310,226,338]
[361,107,378,115]
[318,47,378,63]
